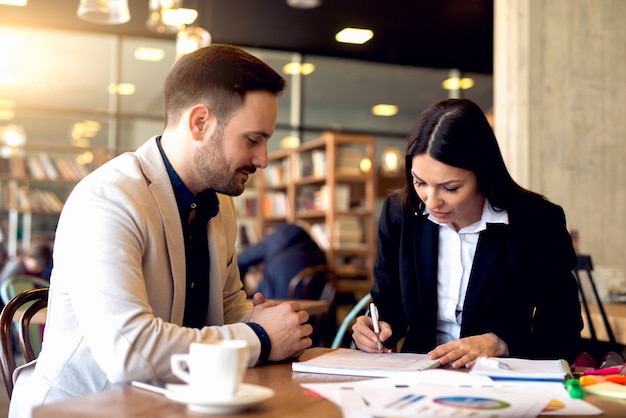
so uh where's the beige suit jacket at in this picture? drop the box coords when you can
[10,137,259,417]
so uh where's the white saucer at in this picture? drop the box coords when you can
[165,383,274,414]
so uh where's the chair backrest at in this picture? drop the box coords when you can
[0,286,48,398]
[287,265,337,347]
[287,265,334,302]
[331,293,372,349]
[574,254,624,360]
[1,274,50,306]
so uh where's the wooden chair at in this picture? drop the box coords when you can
[1,275,50,306]
[574,254,625,360]
[0,286,49,398]
[288,265,337,346]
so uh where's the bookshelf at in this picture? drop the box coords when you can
[233,173,261,251]
[259,132,376,294]
[0,145,109,257]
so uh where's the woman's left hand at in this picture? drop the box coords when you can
[427,332,509,369]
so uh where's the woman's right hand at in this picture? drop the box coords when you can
[351,315,393,353]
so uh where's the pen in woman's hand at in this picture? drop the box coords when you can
[369,302,383,351]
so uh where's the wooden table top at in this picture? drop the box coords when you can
[32,348,626,418]
[279,299,329,317]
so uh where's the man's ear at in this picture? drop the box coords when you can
[188,105,212,140]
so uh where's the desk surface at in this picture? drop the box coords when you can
[32,348,626,418]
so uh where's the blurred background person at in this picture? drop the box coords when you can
[0,240,53,284]
[238,222,327,299]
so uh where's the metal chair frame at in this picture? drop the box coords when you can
[331,293,372,349]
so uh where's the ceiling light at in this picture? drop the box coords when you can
[280,135,301,149]
[359,158,372,173]
[146,0,185,34]
[0,0,27,6]
[282,62,315,76]
[335,28,374,45]
[371,104,398,117]
[77,0,130,25]
[176,26,211,60]
[0,109,14,120]
[162,8,198,26]
[442,77,475,90]
[134,47,165,62]
[0,99,16,120]
[0,124,26,147]
[286,0,322,9]
[381,147,401,175]
[77,151,94,164]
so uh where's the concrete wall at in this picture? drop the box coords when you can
[494,0,626,298]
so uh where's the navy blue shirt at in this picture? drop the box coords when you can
[157,137,219,328]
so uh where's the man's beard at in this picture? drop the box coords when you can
[193,125,253,196]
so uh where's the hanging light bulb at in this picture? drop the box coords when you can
[77,0,130,25]
[147,0,181,33]
[176,26,211,60]
[146,0,198,34]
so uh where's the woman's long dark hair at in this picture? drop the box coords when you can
[396,99,542,213]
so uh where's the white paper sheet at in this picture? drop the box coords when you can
[301,369,602,418]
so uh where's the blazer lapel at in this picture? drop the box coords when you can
[136,138,188,323]
[411,216,439,305]
[463,223,510,320]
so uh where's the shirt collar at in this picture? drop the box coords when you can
[156,136,220,222]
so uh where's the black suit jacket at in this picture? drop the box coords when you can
[372,193,583,363]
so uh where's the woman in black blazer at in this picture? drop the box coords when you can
[352,99,582,367]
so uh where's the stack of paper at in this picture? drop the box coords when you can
[292,348,440,377]
[469,357,572,382]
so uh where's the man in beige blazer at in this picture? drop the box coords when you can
[9,44,312,417]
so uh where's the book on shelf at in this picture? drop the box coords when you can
[0,158,11,175]
[12,186,64,213]
[311,149,327,177]
[265,159,289,186]
[9,155,27,178]
[25,155,47,180]
[313,184,350,211]
[333,218,363,245]
[236,220,259,248]
[261,192,289,217]
[55,157,77,180]
[28,189,64,213]
[55,156,89,180]
[336,147,365,176]
[296,152,314,178]
[16,185,31,211]
[38,152,59,181]
[234,195,258,217]
[310,223,330,250]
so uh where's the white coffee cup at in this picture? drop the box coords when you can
[170,340,249,400]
